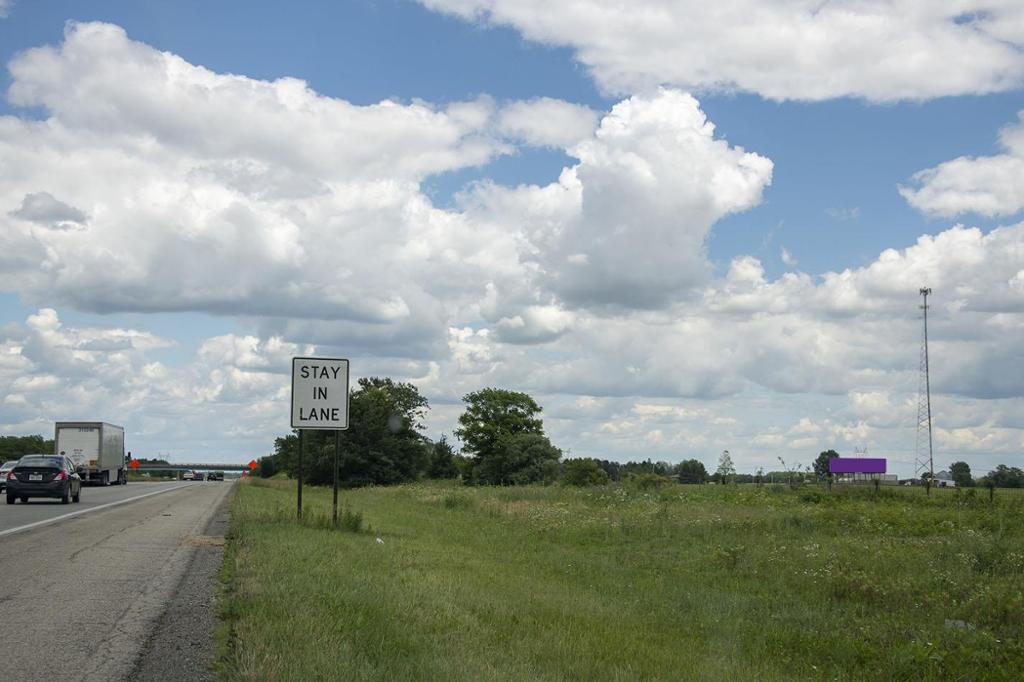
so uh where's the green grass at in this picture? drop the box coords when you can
[217,480,1024,680]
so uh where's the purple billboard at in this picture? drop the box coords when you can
[829,457,887,474]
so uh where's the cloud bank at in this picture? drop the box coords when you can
[418,0,1024,101]
[1,22,1022,473]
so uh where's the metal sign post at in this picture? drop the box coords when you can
[297,429,304,519]
[333,431,340,524]
[290,357,350,522]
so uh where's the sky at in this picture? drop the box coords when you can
[0,0,1022,477]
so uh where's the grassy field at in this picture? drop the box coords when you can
[216,479,1024,681]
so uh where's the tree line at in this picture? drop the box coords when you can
[259,379,562,487]
[258,380,1024,490]
[0,435,55,461]
[5,396,1020,490]
[259,379,717,488]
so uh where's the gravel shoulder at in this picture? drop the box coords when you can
[129,483,234,682]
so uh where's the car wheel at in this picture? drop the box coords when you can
[20,495,28,503]
[61,486,70,504]
[5,494,14,504]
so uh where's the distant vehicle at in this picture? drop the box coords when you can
[0,460,17,491]
[6,455,82,504]
[194,472,205,481]
[209,471,224,481]
[55,422,127,486]
[182,471,195,480]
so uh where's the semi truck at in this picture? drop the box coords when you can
[55,422,127,485]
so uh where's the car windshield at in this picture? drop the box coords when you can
[0,461,17,471]
[17,456,62,468]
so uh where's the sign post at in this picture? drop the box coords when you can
[291,357,349,522]
[333,431,340,523]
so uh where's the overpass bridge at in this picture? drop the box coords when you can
[134,463,253,472]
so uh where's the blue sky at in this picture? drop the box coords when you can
[1,1,1023,476]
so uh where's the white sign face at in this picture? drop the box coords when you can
[291,357,350,429]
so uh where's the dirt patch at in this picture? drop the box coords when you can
[188,535,226,547]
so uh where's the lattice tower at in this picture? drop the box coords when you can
[914,288,934,481]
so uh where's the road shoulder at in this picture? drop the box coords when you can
[129,483,234,682]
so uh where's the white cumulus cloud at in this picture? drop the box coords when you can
[496,97,598,148]
[901,111,1024,218]
[418,0,1024,101]
[466,89,773,311]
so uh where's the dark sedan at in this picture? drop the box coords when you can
[6,455,82,504]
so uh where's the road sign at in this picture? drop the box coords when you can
[130,459,139,470]
[248,459,258,471]
[291,357,349,429]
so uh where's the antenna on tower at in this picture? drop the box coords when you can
[915,287,935,493]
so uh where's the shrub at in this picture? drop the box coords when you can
[442,493,474,510]
[711,544,744,570]
[625,472,673,489]
[799,489,824,504]
[560,458,611,486]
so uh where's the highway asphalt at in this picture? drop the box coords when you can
[0,480,233,681]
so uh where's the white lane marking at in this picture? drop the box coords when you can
[0,484,197,538]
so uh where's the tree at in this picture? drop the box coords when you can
[716,450,736,483]
[675,459,708,484]
[426,435,459,479]
[621,459,657,477]
[456,388,560,485]
[813,450,839,479]
[0,435,55,462]
[594,459,623,481]
[560,458,610,486]
[332,378,430,487]
[949,461,973,488]
[453,453,474,480]
[777,456,809,488]
[455,388,543,459]
[256,454,277,478]
[987,464,1024,488]
[271,377,432,487]
[472,432,561,485]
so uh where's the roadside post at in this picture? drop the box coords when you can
[333,431,340,522]
[291,357,350,522]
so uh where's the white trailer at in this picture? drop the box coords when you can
[55,422,127,485]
